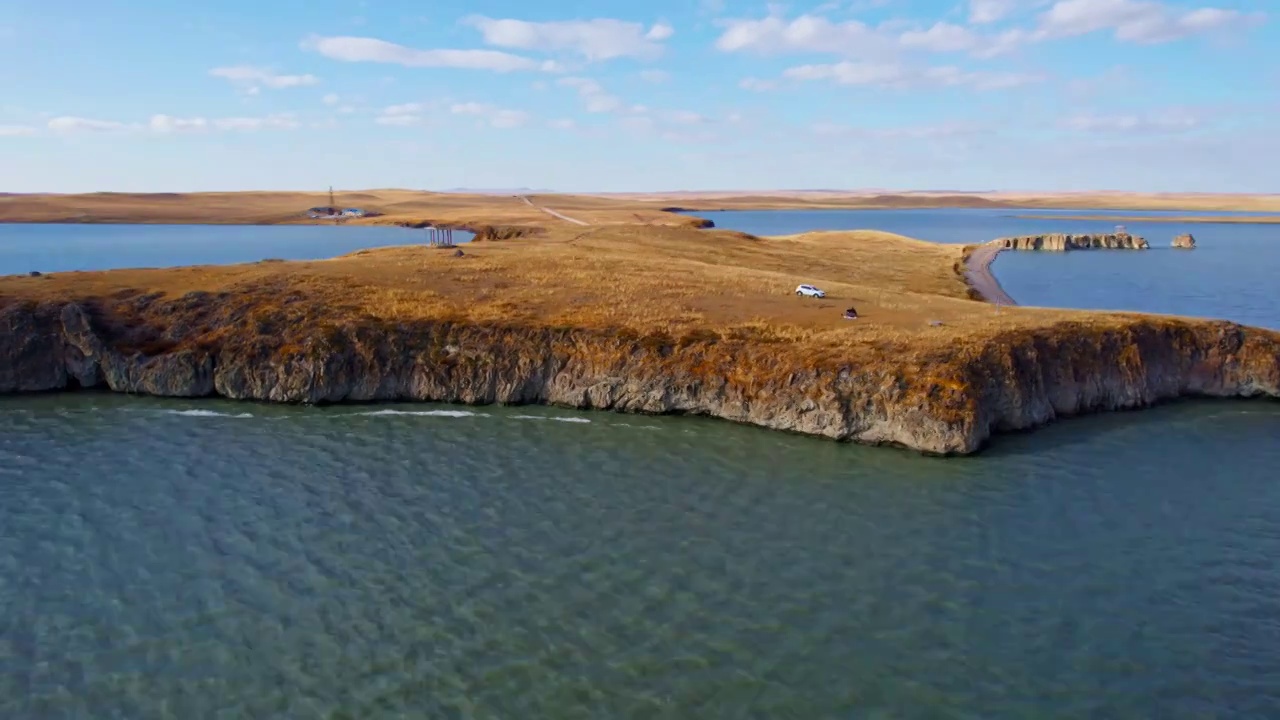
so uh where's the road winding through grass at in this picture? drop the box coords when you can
[518,195,589,226]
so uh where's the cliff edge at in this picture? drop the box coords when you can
[2,299,1276,455]
[999,233,1149,251]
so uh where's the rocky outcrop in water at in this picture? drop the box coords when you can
[2,300,1278,455]
[1173,233,1196,249]
[999,233,1149,251]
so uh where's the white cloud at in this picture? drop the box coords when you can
[0,124,35,137]
[149,114,209,133]
[714,2,1259,66]
[1059,110,1202,133]
[301,35,560,72]
[375,114,420,126]
[462,17,674,61]
[558,76,623,113]
[375,102,428,126]
[813,121,990,139]
[211,114,300,131]
[969,0,1022,23]
[322,93,341,105]
[45,113,298,134]
[662,110,709,125]
[638,69,670,83]
[1039,0,1264,43]
[898,22,979,52]
[548,118,577,130]
[714,13,895,58]
[209,65,319,91]
[783,61,1042,89]
[47,116,132,132]
[646,22,675,41]
[449,102,530,128]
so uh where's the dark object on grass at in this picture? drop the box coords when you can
[28,271,41,277]
[843,307,858,320]
[453,249,465,257]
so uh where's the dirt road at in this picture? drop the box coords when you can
[518,195,589,226]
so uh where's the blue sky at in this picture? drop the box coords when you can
[0,0,1275,192]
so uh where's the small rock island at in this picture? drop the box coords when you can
[998,232,1150,251]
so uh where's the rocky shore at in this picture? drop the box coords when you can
[2,299,1277,455]
[999,232,1150,251]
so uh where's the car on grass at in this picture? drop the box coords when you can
[795,284,826,298]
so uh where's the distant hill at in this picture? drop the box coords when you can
[440,187,557,194]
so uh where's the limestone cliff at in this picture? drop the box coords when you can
[1173,233,1197,249]
[2,300,1277,455]
[999,233,1149,251]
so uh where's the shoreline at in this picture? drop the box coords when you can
[4,189,1280,227]
[4,234,1279,455]
[1009,213,1280,224]
[2,197,1278,456]
[962,241,1018,307]
[1,301,1277,456]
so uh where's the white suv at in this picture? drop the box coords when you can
[795,284,826,298]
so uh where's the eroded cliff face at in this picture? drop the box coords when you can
[1000,233,1150,251]
[1,300,1277,454]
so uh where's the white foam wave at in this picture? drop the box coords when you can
[356,409,487,418]
[511,415,592,424]
[162,409,254,418]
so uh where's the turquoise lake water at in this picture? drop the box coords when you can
[0,223,470,276]
[1,215,1279,718]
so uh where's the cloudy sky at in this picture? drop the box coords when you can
[0,0,1273,193]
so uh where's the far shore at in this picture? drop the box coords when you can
[4,189,1280,227]
[1010,213,1280,224]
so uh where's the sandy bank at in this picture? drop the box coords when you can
[962,242,1018,307]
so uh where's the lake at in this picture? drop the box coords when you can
[0,223,471,276]
[2,394,1279,718]
[694,208,1280,329]
[2,213,1280,717]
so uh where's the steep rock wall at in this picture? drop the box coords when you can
[1,301,1277,454]
[999,233,1150,251]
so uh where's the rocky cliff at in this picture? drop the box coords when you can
[999,233,1150,251]
[2,300,1277,454]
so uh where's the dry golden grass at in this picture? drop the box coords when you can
[0,215,1173,372]
[0,190,706,229]
[4,188,1280,230]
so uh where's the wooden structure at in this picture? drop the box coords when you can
[427,227,456,248]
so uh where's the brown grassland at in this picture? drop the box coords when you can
[4,188,1280,228]
[0,191,1183,375]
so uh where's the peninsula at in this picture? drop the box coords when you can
[1,191,1277,455]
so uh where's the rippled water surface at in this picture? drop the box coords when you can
[700,208,1280,329]
[4,211,1280,717]
[3,395,1280,718]
[0,223,470,275]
